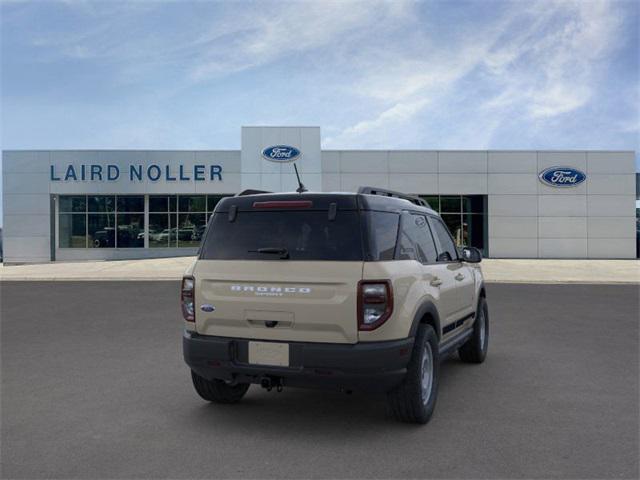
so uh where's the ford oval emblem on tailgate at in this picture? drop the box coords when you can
[200,304,215,312]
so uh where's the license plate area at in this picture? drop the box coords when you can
[248,341,289,367]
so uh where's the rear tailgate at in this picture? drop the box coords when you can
[194,195,365,344]
[194,260,362,343]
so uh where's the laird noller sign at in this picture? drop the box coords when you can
[50,163,223,182]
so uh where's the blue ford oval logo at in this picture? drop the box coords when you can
[261,145,301,163]
[538,166,586,188]
[200,304,215,312]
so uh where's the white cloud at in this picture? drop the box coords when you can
[326,0,628,147]
[21,0,414,81]
[516,0,623,118]
[528,84,592,118]
[3,0,636,153]
[333,98,430,140]
[189,1,412,80]
[324,39,498,146]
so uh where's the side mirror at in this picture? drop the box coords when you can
[461,246,482,263]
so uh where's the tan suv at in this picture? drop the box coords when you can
[182,187,488,424]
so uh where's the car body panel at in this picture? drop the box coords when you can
[359,260,429,342]
[192,260,363,344]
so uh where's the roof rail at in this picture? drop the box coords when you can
[357,186,430,208]
[236,189,272,196]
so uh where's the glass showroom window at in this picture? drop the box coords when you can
[178,195,234,247]
[88,196,115,248]
[148,194,233,248]
[419,195,487,256]
[58,195,144,248]
[149,195,177,248]
[59,196,87,247]
[177,195,206,248]
[116,196,144,248]
[207,194,228,214]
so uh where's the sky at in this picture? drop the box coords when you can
[1,0,639,223]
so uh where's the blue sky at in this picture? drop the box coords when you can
[1,0,639,223]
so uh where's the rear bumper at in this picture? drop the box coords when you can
[183,331,414,393]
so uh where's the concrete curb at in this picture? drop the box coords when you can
[1,258,638,284]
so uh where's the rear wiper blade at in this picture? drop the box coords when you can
[248,247,290,259]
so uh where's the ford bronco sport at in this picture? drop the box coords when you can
[182,187,488,424]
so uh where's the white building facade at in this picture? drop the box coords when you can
[2,126,637,263]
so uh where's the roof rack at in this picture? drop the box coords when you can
[236,189,272,196]
[357,186,430,208]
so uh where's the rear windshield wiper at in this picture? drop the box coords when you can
[248,247,290,259]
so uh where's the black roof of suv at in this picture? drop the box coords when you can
[200,188,441,262]
[214,190,438,216]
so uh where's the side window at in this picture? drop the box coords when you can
[429,217,459,262]
[396,213,438,263]
[396,217,419,261]
[366,211,400,261]
[414,215,438,263]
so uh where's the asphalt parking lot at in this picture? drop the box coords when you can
[1,282,638,479]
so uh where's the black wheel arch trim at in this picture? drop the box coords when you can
[409,301,442,340]
[479,281,487,299]
[477,282,487,312]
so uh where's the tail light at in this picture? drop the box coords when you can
[358,280,393,331]
[181,276,195,322]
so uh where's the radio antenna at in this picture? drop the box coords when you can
[293,163,307,193]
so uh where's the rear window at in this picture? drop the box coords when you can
[200,211,363,261]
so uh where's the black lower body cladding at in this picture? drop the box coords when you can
[183,331,414,393]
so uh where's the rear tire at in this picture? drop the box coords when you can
[386,325,439,424]
[459,296,489,364]
[191,371,250,404]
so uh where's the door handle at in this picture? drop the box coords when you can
[455,273,465,281]
[430,277,443,287]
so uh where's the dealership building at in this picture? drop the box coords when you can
[1,126,637,263]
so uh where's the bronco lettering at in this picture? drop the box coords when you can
[230,285,312,295]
